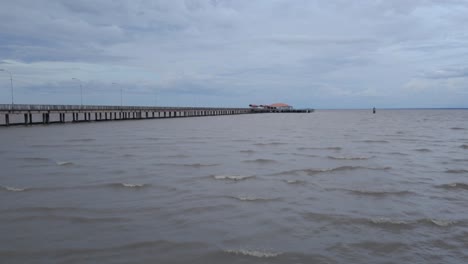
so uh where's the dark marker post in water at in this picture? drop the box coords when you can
[373,107,376,114]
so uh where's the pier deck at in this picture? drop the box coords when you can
[0,104,313,126]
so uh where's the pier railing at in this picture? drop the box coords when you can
[0,104,249,112]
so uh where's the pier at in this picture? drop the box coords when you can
[0,104,313,126]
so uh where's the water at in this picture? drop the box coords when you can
[1,110,467,263]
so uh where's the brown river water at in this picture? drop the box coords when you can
[0,109,467,263]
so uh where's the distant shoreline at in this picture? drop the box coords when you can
[314,108,468,110]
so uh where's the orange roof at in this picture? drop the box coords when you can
[270,103,290,107]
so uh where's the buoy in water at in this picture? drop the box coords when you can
[373,107,376,114]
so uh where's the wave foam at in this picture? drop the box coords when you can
[224,249,281,258]
[370,217,409,225]
[284,179,305,184]
[56,161,74,166]
[425,219,455,227]
[107,183,148,189]
[232,195,274,202]
[122,183,145,188]
[213,175,254,181]
[275,166,391,176]
[1,185,27,192]
[371,217,456,227]
[436,183,468,190]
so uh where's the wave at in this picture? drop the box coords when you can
[254,142,287,146]
[388,152,410,156]
[460,144,468,149]
[232,139,251,142]
[284,179,306,184]
[0,206,106,214]
[297,147,342,151]
[65,138,96,142]
[224,249,281,258]
[274,166,391,176]
[1,182,153,193]
[16,157,50,162]
[337,189,414,197]
[347,241,407,253]
[183,163,219,168]
[143,137,161,141]
[292,153,319,158]
[108,183,149,189]
[452,158,468,162]
[243,159,277,164]
[0,240,208,258]
[303,212,459,229]
[435,183,468,190]
[231,195,277,202]
[31,144,69,148]
[327,156,371,160]
[0,185,27,192]
[158,163,218,167]
[370,217,410,225]
[358,140,389,143]
[213,175,254,181]
[2,215,128,224]
[55,161,74,166]
[240,150,255,153]
[166,154,191,158]
[444,169,468,174]
[414,148,431,152]
[423,219,456,227]
[451,127,466,130]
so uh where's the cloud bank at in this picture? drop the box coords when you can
[0,0,467,108]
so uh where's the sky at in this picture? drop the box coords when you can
[0,0,468,108]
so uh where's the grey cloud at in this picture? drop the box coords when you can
[265,35,378,46]
[422,67,468,79]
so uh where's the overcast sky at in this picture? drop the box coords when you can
[1,0,467,108]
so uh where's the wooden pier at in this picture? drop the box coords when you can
[0,104,313,126]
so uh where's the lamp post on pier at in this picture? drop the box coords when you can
[72,78,83,107]
[0,69,14,105]
[112,82,122,108]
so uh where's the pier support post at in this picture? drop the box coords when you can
[24,113,28,124]
[5,114,9,126]
[42,113,49,124]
